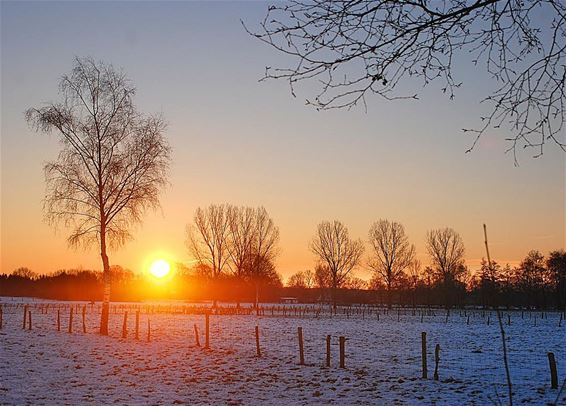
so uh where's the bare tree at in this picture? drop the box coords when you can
[12,267,36,280]
[189,204,280,307]
[187,204,232,306]
[310,220,365,311]
[227,205,256,278]
[248,207,280,307]
[407,259,422,306]
[287,269,316,288]
[368,219,415,308]
[248,1,566,161]
[426,227,466,308]
[343,275,368,290]
[287,271,307,288]
[26,57,170,335]
[303,269,315,289]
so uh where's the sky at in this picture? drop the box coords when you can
[1,1,564,282]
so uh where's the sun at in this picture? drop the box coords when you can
[149,259,171,279]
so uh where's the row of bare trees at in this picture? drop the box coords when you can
[5,247,565,308]
[305,219,466,310]
[186,204,280,307]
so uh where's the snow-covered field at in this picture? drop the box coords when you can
[1,300,564,405]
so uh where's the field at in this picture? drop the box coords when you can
[0,298,565,405]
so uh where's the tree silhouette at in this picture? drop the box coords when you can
[187,204,232,306]
[426,227,466,308]
[248,0,566,161]
[26,57,171,335]
[287,269,316,288]
[368,219,415,308]
[547,250,566,310]
[246,207,280,307]
[187,204,280,307]
[516,250,547,307]
[310,220,364,311]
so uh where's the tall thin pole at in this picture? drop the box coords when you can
[484,224,513,406]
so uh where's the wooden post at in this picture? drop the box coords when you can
[433,344,440,381]
[68,307,73,333]
[147,318,151,342]
[122,312,128,339]
[82,306,87,333]
[0,305,2,330]
[194,324,200,347]
[339,336,345,368]
[421,332,428,379]
[548,352,558,389]
[205,313,210,349]
[57,310,61,331]
[326,335,331,367]
[255,325,261,357]
[484,224,513,406]
[23,305,28,329]
[135,311,140,340]
[298,327,305,365]
[27,310,32,330]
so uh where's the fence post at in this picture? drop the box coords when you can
[548,352,558,389]
[194,324,200,347]
[68,307,74,333]
[434,344,440,381]
[57,310,61,331]
[421,332,427,379]
[0,305,2,330]
[298,327,305,365]
[255,325,261,357]
[147,318,151,342]
[122,311,128,339]
[23,305,28,329]
[27,310,32,330]
[82,306,87,333]
[135,311,140,340]
[326,335,331,367]
[205,313,210,349]
[339,336,345,368]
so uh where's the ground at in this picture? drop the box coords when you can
[0,299,564,405]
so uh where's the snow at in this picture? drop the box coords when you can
[0,300,564,405]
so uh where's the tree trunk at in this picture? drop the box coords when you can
[99,228,111,335]
[387,281,393,310]
[444,278,450,310]
[255,282,259,315]
[332,275,337,314]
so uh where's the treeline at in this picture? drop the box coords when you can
[0,265,283,303]
[3,203,565,310]
[286,250,566,309]
[3,248,564,309]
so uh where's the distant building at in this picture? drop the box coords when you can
[280,297,298,304]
